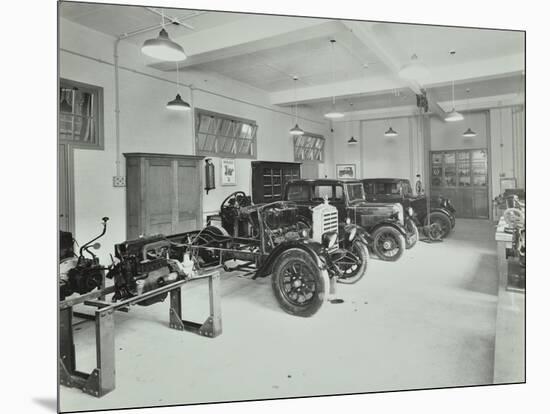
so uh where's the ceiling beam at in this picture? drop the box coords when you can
[342,20,447,120]
[270,75,405,106]
[148,18,343,71]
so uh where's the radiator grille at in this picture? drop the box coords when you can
[312,200,339,244]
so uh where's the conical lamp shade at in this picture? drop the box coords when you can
[463,127,477,137]
[166,93,191,111]
[348,136,358,145]
[445,108,464,122]
[384,127,398,137]
[289,124,304,136]
[142,28,187,61]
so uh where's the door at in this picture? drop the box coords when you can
[145,158,174,235]
[58,143,73,232]
[176,159,201,232]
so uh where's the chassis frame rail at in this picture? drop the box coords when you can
[59,270,221,398]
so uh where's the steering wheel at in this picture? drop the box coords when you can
[220,191,249,211]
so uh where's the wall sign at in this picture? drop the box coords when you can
[336,164,356,179]
[220,158,236,186]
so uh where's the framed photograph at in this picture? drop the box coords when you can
[500,177,517,193]
[221,158,236,186]
[336,164,356,179]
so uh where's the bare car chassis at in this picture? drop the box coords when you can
[59,270,221,398]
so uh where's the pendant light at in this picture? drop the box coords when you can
[462,88,477,137]
[384,90,399,137]
[324,39,344,119]
[166,62,190,111]
[142,10,186,61]
[289,77,304,136]
[444,51,463,122]
[347,102,358,144]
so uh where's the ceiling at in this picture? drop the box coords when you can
[60,2,525,117]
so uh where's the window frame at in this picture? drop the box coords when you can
[293,132,325,163]
[59,78,104,150]
[194,108,258,159]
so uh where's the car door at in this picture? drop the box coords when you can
[284,182,313,220]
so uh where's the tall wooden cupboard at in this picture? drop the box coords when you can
[124,153,204,239]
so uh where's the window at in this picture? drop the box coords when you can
[286,184,310,201]
[59,79,103,149]
[195,109,257,158]
[313,185,343,202]
[294,133,325,162]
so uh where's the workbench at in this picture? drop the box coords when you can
[493,217,525,384]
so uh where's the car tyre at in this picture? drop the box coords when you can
[372,226,405,262]
[424,212,452,239]
[404,220,419,249]
[271,248,328,317]
[337,240,369,284]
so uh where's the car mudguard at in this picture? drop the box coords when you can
[370,219,408,238]
[254,240,327,279]
[428,207,454,223]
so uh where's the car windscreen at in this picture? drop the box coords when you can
[345,183,365,202]
[313,185,344,202]
[286,184,310,201]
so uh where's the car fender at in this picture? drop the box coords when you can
[429,207,454,222]
[370,220,408,238]
[254,240,327,279]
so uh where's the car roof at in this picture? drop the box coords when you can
[362,178,410,183]
[287,178,362,185]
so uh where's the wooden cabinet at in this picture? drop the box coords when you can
[124,153,204,239]
[430,149,489,218]
[251,161,301,203]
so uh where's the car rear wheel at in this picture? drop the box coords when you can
[424,212,452,239]
[271,248,328,317]
[372,226,405,262]
[335,240,369,284]
[404,220,419,249]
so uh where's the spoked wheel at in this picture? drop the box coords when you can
[333,240,369,284]
[404,220,419,249]
[424,212,452,239]
[372,226,405,262]
[271,248,327,317]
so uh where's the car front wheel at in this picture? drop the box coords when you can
[404,219,419,249]
[335,240,369,284]
[372,226,405,262]
[271,248,328,317]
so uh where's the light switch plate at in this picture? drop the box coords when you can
[113,176,126,187]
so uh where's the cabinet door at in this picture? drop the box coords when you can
[145,158,174,236]
[175,159,201,233]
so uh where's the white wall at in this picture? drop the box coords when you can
[430,112,488,151]
[59,18,328,262]
[331,115,424,185]
[489,106,525,194]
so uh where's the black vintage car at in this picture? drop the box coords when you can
[283,179,412,262]
[362,178,456,238]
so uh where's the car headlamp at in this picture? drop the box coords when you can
[407,207,414,216]
[322,231,338,249]
[300,228,309,238]
[348,227,357,241]
[345,217,351,225]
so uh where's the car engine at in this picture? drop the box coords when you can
[107,235,195,306]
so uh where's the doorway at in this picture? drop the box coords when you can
[59,143,74,232]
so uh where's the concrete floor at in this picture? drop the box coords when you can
[60,219,500,412]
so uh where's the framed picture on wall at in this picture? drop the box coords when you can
[221,158,236,186]
[336,164,356,179]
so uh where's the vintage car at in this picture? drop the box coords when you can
[283,179,412,261]
[107,193,369,318]
[362,178,456,239]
